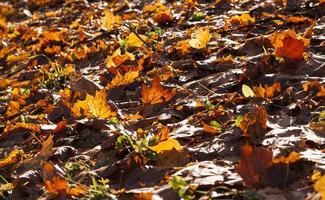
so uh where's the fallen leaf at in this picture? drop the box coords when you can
[269,29,309,60]
[109,70,139,88]
[272,151,300,164]
[72,89,116,119]
[242,84,255,98]
[235,144,273,187]
[101,11,122,31]
[230,13,255,26]
[127,33,146,48]
[43,162,86,196]
[188,27,211,49]
[0,149,24,168]
[239,105,267,140]
[314,175,325,199]
[253,82,281,98]
[141,77,174,104]
[151,137,182,154]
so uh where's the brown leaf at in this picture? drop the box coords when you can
[235,144,273,187]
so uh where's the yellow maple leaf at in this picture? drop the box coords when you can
[109,70,139,88]
[151,138,182,153]
[106,48,135,68]
[314,175,325,199]
[101,11,122,32]
[188,27,211,49]
[0,149,24,168]
[230,13,255,26]
[72,90,116,119]
[127,33,147,48]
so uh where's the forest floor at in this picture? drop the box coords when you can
[0,0,325,199]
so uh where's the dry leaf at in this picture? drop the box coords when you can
[127,32,146,48]
[109,70,139,88]
[106,48,135,68]
[101,11,122,31]
[272,151,300,164]
[235,144,273,187]
[151,137,182,153]
[239,105,267,139]
[141,77,174,104]
[4,122,41,134]
[230,13,255,26]
[314,175,325,199]
[188,27,211,49]
[72,90,116,119]
[269,29,309,60]
[253,82,281,98]
[0,149,24,168]
[43,162,85,196]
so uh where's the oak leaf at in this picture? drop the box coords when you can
[188,27,211,49]
[269,29,309,60]
[72,90,116,119]
[141,77,174,104]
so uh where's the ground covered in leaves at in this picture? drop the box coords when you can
[0,0,325,199]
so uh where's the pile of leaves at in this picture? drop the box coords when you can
[0,0,325,199]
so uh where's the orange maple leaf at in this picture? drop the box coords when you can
[141,77,174,104]
[253,82,281,98]
[43,162,85,196]
[269,29,309,60]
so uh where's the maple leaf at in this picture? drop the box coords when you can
[72,90,116,119]
[144,2,173,24]
[101,11,122,32]
[272,151,300,164]
[253,82,281,98]
[269,29,310,60]
[238,105,267,139]
[106,48,135,68]
[43,162,86,196]
[127,32,147,48]
[230,13,255,26]
[109,70,139,88]
[151,137,182,154]
[0,16,6,28]
[235,144,273,187]
[4,122,41,134]
[188,27,211,49]
[141,77,175,104]
[0,149,24,168]
[314,175,325,199]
